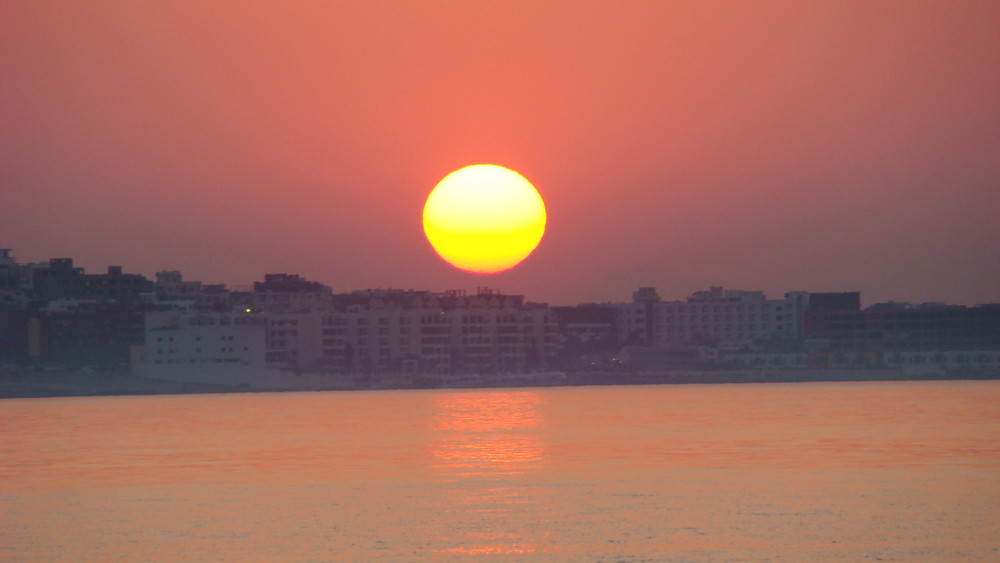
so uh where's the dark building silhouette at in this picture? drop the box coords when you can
[2,255,151,366]
[8,302,147,369]
[0,249,31,292]
[806,301,1000,353]
[552,304,616,341]
[551,304,620,370]
[154,271,231,311]
[250,273,334,312]
[630,286,660,346]
[29,258,152,304]
[807,292,861,312]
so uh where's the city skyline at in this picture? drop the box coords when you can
[4,2,999,307]
[8,249,997,386]
[7,249,997,310]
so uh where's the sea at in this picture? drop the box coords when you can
[2,381,998,562]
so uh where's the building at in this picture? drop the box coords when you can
[132,287,560,389]
[317,287,559,376]
[551,305,617,347]
[807,292,861,312]
[612,287,659,347]
[9,301,147,369]
[2,253,153,368]
[139,310,265,369]
[130,309,315,388]
[0,249,31,293]
[0,250,31,355]
[28,258,152,304]
[650,287,808,349]
[805,301,1000,353]
[154,271,231,311]
[250,274,333,313]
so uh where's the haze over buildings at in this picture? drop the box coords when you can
[3,2,999,307]
[2,250,998,392]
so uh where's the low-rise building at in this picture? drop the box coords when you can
[140,310,266,369]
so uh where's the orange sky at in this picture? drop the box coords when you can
[3,1,998,306]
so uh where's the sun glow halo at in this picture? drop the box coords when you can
[423,164,546,274]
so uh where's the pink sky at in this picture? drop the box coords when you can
[3,1,998,306]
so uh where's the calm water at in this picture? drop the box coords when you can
[2,381,998,562]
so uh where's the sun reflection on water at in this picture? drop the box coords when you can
[430,390,546,478]
[429,390,548,555]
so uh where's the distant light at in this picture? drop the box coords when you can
[245,308,252,313]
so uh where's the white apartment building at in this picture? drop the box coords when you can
[134,289,559,383]
[651,287,809,349]
[135,310,267,371]
[133,310,360,390]
[315,289,559,375]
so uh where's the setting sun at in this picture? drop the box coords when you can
[423,164,546,274]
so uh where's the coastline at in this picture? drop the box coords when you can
[0,370,243,399]
[2,367,997,399]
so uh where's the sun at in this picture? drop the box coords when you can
[423,164,546,274]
